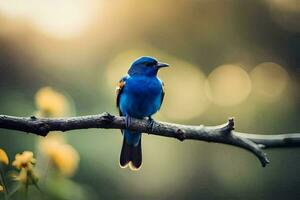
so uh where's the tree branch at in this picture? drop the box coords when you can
[1,113,300,167]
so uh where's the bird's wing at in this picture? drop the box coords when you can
[116,76,128,116]
[160,81,165,107]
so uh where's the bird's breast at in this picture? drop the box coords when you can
[120,76,163,118]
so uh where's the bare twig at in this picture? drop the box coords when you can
[1,113,300,167]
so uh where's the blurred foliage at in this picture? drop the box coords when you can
[0,0,300,199]
[35,87,71,117]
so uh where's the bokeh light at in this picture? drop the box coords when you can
[38,134,80,177]
[35,87,70,117]
[0,0,96,38]
[266,0,300,12]
[251,62,289,100]
[159,60,209,121]
[266,0,300,33]
[105,50,143,89]
[205,64,252,107]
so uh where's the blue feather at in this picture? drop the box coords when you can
[119,75,163,118]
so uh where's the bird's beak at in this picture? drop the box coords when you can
[156,62,169,69]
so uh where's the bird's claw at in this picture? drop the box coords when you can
[125,116,132,129]
[147,117,156,133]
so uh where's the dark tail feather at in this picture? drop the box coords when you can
[129,139,142,170]
[120,137,131,168]
[119,137,142,170]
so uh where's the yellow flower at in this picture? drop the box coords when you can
[12,151,39,185]
[0,149,9,165]
[38,135,79,177]
[35,87,70,117]
[0,185,3,192]
[12,151,36,170]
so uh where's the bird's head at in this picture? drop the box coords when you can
[128,56,169,76]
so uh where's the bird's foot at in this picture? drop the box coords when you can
[147,117,156,133]
[125,116,132,129]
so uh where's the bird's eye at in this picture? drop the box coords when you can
[145,62,153,67]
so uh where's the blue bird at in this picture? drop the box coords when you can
[116,56,169,170]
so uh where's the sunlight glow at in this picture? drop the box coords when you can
[0,0,96,39]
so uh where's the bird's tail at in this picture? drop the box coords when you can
[119,131,142,171]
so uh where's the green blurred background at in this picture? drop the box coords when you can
[0,0,300,199]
